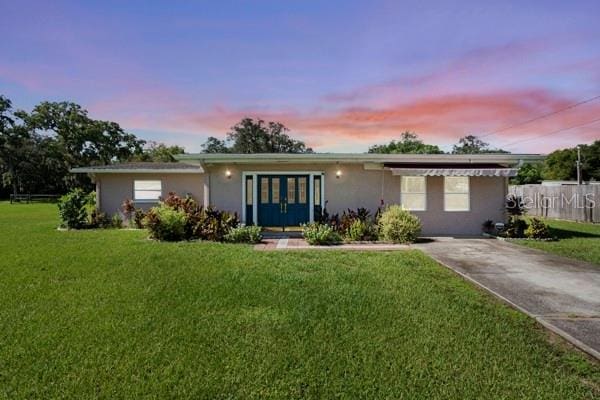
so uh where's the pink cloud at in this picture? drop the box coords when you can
[4,31,596,154]
[0,64,73,92]
[321,38,553,107]
[96,87,600,154]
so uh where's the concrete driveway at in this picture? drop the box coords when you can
[414,238,600,359]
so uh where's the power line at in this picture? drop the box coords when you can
[502,117,600,148]
[478,94,600,139]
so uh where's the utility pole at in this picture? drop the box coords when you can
[576,145,582,185]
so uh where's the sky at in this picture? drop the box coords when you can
[1,0,599,154]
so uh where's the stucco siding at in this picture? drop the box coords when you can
[97,173,205,216]
[206,164,506,235]
[206,163,399,217]
[412,176,507,236]
[94,164,507,235]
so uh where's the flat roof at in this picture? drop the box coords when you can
[175,152,544,166]
[71,162,205,174]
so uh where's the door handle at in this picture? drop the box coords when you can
[280,201,283,212]
[284,201,287,213]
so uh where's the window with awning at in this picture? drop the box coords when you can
[444,177,470,211]
[400,176,426,211]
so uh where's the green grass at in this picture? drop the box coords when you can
[0,203,598,399]
[515,218,600,265]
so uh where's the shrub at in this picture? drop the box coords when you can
[194,206,239,241]
[90,210,111,228]
[225,225,263,244]
[133,209,146,229]
[302,222,341,245]
[525,218,550,239]
[58,189,95,229]
[144,205,187,241]
[144,193,238,242]
[335,208,366,233]
[111,213,123,229]
[346,219,378,241]
[482,219,494,234]
[121,199,136,225]
[504,216,528,238]
[377,205,421,243]
[506,194,526,217]
[119,199,146,228]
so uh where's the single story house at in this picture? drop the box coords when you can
[72,153,543,235]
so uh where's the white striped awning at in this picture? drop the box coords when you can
[389,168,518,177]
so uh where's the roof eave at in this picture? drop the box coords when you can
[174,153,544,166]
[70,168,205,174]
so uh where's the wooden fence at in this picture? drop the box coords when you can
[509,184,600,223]
[9,194,60,204]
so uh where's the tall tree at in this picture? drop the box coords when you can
[0,96,36,197]
[23,101,145,190]
[133,141,185,162]
[581,140,600,181]
[0,95,149,196]
[368,132,444,154]
[201,136,230,153]
[542,148,577,180]
[26,101,145,166]
[0,95,13,129]
[542,141,600,181]
[511,163,543,185]
[201,118,313,153]
[452,135,509,154]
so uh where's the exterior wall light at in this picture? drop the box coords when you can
[225,169,232,179]
[336,169,342,179]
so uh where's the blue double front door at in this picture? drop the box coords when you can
[257,175,310,227]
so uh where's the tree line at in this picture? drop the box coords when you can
[0,95,184,198]
[1,94,598,197]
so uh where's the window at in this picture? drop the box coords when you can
[133,180,161,201]
[271,178,280,204]
[400,176,426,211]
[246,177,253,205]
[314,177,321,205]
[260,178,269,204]
[287,177,296,204]
[444,177,470,211]
[298,177,307,204]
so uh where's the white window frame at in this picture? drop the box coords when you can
[400,176,427,211]
[444,176,470,212]
[133,180,162,202]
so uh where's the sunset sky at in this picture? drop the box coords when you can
[1,0,599,154]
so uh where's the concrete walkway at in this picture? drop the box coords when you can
[254,238,410,251]
[413,237,600,360]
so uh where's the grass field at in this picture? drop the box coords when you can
[0,203,598,399]
[515,218,600,265]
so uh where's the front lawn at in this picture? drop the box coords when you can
[514,218,600,265]
[0,203,598,399]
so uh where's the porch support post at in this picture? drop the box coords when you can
[203,175,210,207]
[95,176,101,211]
[241,172,247,223]
[309,174,314,222]
[321,173,325,209]
[252,174,258,225]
